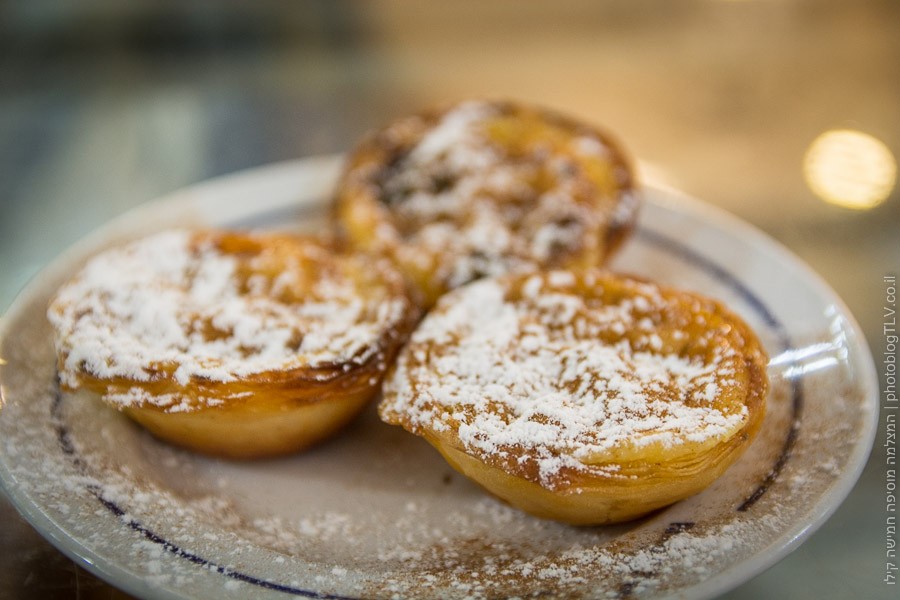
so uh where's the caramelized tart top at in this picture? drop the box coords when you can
[48,230,417,411]
[336,100,639,305]
[380,270,768,491]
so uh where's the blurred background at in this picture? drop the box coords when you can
[0,0,897,598]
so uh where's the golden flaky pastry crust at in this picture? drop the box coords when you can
[48,230,419,458]
[380,270,768,524]
[334,99,639,308]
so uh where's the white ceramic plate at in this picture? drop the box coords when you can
[0,156,878,600]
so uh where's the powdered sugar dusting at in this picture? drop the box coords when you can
[0,151,875,600]
[47,230,410,407]
[9,384,783,600]
[375,512,783,599]
[382,271,748,489]
[377,100,630,290]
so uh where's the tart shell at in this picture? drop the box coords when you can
[380,270,768,524]
[48,230,420,459]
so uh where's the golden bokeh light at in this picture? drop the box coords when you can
[803,129,897,210]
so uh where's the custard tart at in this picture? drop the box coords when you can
[334,100,639,308]
[48,230,419,459]
[380,270,768,525]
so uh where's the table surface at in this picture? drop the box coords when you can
[1,1,898,598]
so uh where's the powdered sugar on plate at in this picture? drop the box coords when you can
[8,376,783,600]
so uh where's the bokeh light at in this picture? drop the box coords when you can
[803,129,897,210]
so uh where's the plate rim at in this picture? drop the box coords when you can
[0,156,880,600]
